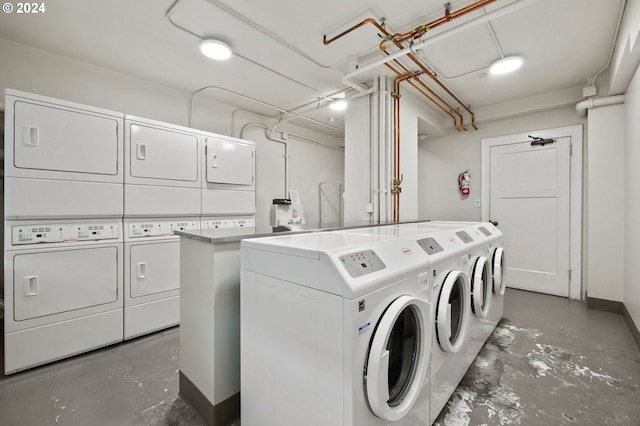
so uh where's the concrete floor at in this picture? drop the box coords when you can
[0,289,639,426]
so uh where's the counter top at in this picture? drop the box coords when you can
[174,220,430,244]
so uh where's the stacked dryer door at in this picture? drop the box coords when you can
[123,218,200,339]
[201,133,256,218]
[4,89,123,219]
[123,116,202,338]
[3,90,124,374]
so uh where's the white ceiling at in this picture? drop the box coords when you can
[0,0,626,136]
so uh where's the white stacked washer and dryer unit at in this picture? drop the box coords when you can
[123,116,256,339]
[123,116,203,339]
[3,89,257,373]
[240,221,504,425]
[3,90,125,374]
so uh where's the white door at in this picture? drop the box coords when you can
[488,137,571,296]
[13,101,119,175]
[205,138,254,185]
[129,241,180,298]
[129,123,199,183]
[13,247,119,321]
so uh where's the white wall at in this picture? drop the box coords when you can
[0,39,344,232]
[397,92,436,221]
[586,105,625,302]
[419,106,586,220]
[344,95,372,223]
[624,64,640,329]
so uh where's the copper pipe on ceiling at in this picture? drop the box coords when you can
[381,41,464,130]
[392,0,497,44]
[380,37,475,130]
[323,1,490,131]
[323,18,391,45]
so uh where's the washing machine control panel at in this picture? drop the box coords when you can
[12,223,119,244]
[417,237,444,254]
[478,226,492,236]
[202,217,255,229]
[455,231,474,244]
[127,220,200,238]
[339,250,386,278]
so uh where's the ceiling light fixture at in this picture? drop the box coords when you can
[199,39,232,61]
[329,100,347,111]
[489,56,523,75]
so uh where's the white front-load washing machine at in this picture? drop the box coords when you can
[241,230,433,425]
[443,222,506,334]
[421,222,493,356]
[400,225,473,424]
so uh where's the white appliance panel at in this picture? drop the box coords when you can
[129,123,199,183]
[202,190,255,215]
[4,178,124,220]
[201,217,255,229]
[12,101,119,176]
[13,247,119,321]
[12,222,119,245]
[205,138,254,186]
[124,185,201,217]
[125,218,199,240]
[124,297,179,339]
[129,241,180,297]
[4,310,123,374]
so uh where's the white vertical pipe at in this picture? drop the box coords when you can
[370,79,380,223]
[376,77,387,223]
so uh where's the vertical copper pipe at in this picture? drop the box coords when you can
[381,39,471,130]
[381,41,464,129]
[393,79,399,222]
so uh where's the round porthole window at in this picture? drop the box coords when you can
[365,296,431,421]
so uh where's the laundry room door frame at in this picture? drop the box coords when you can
[480,125,583,300]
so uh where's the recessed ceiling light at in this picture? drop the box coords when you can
[329,100,347,111]
[489,56,523,75]
[199,39,232,61]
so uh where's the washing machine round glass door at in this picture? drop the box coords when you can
[436,270,471,353]
[471,256,491,318]
[492,247,506,296]
[365,295,431,422]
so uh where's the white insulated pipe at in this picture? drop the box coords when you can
[343,0,540,92]
[575,95,625,118]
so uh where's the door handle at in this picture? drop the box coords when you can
[24,276,39,296]
[23,126,39,146]
[136,143,147,160]
[136,262,147,279]
[211,154,219,168]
